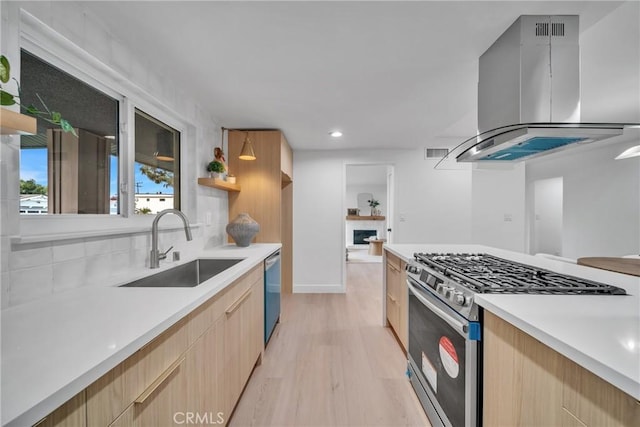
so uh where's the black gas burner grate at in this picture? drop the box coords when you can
[414,253,626,295]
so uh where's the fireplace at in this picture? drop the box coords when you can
[354,230,377,245]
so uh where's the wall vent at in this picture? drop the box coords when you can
[425,148,449,159]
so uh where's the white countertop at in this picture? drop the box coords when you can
[385,244,640,401]
[1,243,280,427]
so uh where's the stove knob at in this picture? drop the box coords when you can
[453,292,467,306]
[443,286,454,298]
[406,265,420,275]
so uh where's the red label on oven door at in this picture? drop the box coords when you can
[439,336,459,378]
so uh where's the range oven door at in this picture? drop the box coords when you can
[407,276,480,427]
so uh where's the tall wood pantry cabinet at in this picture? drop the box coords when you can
[228,130,293,293]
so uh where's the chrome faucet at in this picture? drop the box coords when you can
[150,208,193,269]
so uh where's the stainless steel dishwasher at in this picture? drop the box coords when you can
[264,251,281,344]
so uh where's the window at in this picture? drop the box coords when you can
[134,109,181,214]
[19,50,120,215]
[17,49,183,222]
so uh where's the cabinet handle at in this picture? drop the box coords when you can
[388,264,399,273]
[226,288,252,316]
[135,356,185,404]
[387,293,397,303]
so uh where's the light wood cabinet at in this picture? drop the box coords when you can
[384,250,407,351]
[228,130,293,293]
[76,264,265,427]
[224,271,264,414]
[34,391,86,427]
[484,311,640,427]
[86,317,188,426]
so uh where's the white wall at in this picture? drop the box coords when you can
[293,149,472,292]
[1,2,228,307]
[471,164,527,252]
[526,138,640,259]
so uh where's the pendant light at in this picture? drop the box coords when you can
[239,132,256,160]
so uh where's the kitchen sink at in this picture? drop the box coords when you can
[120,258,244,288]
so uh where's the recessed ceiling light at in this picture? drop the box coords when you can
[330,131,343,138]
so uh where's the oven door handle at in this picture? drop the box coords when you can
[407,278,468,335]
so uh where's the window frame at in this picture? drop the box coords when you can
[14,9,194,240]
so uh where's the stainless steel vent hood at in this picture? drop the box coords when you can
[454,15,631,163]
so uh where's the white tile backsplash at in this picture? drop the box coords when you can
[85,238,112,256]
[9,245,53,270]
[111,250,133,273]
[52,259,87,292]
[111,236,132,253]
[84,254,113,285]
[52,240,86,263]
[9,264,54,306]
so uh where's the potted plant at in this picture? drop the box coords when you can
[207,160,226,179]
[368,198,380,216]
[0,54,76,135]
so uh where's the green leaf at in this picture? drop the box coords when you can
[0,55,10,84]
[25,105,40,115]
[60,119,77,136]
[0,90,16,105]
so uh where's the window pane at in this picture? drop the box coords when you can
[19,50,119,215]
[134,109,180,214]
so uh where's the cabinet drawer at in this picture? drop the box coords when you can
[34,391,86,427]
[386,251,401,271]
[386,293,400,333]
[386,262,401,299]
[86,317,188,426]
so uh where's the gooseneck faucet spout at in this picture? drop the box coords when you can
[150,209,193,269]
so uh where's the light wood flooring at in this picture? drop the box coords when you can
[229,263,431,427]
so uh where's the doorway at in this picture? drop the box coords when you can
[343,164,395,286]
[531,177,563,256]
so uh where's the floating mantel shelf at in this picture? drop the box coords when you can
[346,215,386,221]
[197,177,241,192]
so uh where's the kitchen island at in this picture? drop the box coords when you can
[384,244,640,426]
[1,243,280,427]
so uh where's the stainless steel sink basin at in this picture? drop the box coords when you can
[120,258,244,288]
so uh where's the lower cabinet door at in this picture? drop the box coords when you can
[35,391,86,427]
[127,354,188,426]
[184,316,227,425]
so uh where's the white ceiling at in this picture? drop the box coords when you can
[86,1,626,151]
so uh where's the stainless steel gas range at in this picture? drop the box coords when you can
[405,252,627,427]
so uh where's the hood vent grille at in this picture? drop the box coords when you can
[552,22,565,37]
[535,22,549,36]
[535,22,565,37]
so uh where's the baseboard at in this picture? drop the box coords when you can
[293,283,345,293]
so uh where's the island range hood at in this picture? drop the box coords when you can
[456,15,629,163]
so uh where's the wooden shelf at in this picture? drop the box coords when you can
[0,108,36,135]
[346,215,386,221]
[197,177,241,192]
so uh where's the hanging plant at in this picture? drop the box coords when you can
[0,54,76,136]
